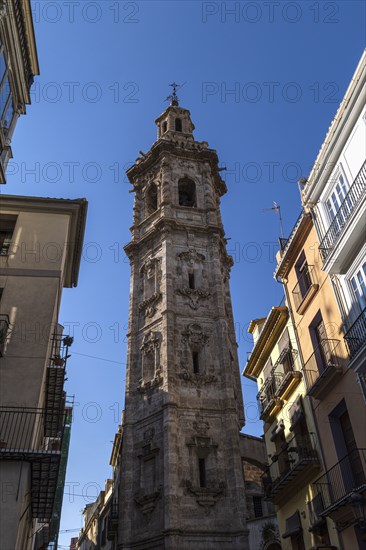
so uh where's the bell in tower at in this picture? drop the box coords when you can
[118,86,249,549]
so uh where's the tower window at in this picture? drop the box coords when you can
[162,121,167,133]
[192,351,199,374]
[175,118,182,132]
[178,178,196,207]
[188,272,195,289]
[198,458,206,487]
[146,183,158,214]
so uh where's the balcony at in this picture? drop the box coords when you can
[257,375,283,421]
[314,448,366,526]
[272,348,302,400]
[0,407,66,520]
[45,334,73,437]
[262,434,320,505]
[302,339,343,400]
[292,265,319,315]
[344,306,366,360]
[107,499,119,540]
[0,313,9,356]
[319,161,366,263]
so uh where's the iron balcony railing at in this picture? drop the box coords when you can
[314,448,366,513]
[319,161,366,262]
[0,313,9,356]
[344,306,366,359]
[292,265,318,312]
[107,498,119,539]
[0,407,65,455]
[257,375,282,417]
[257,350,301,417]
[302,339,342,393]
[0,407,68,520]
[45,334,73,437]
[263,434,319,497]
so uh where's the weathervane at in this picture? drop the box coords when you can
[165,82,181,106]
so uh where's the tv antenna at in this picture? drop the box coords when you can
[263,201,284,239]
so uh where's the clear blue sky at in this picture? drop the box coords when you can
[3,1,365,546]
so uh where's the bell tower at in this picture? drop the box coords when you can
[118,90,249,549]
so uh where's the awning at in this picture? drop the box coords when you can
[282,510,302,539]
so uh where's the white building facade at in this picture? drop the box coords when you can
[301,50,366,390]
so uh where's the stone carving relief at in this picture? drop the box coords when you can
[176,248,211,310]
[135,428,162,518]
[183,419,226,511]
[222,253,234,283]
[176,288,211,310]
[139,257,162,318]
[138,331,163,394]
[177,249,205,265]
[178,324,217,394]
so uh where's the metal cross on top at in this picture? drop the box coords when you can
[166,82,180,106]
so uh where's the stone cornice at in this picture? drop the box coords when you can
[127,140,227,197]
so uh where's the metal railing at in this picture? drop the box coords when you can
[0,407,65,455]
[257,375,282,416]
[319,161,366,261]
[45,334,73,437]
[0,313,9,356]
[344,306,366,359]
[263,434,318,492]
[292,265,317,311]
[314,448,366,512]
[302,339,341,392]
[272,347,298,377]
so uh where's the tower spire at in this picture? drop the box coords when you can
[165,81,180,106]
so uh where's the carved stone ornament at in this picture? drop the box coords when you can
[139,292,162,318]
[176,288,211,310]
[193,416,210,436]
[140,256,160,278]
[137,370,163,395]
[178,370,217,392]
[183,480,226,511]
[222,254,234,282]
[140,331,161,355]
[177,249,205,265]
[134,486,162,516]
[182,323,209,347]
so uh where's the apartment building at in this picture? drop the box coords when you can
[301,50,366,392]
[0,0,39,183]
[243,301,337,549]
[0,195,87,549]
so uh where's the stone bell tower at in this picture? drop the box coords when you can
[118,88,249,550]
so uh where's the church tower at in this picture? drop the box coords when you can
[119,88,249,549]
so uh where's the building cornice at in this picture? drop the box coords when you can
[302,50,366,203]
[243,306,289,379]
[0,195,88,287]
[274,211,312,281]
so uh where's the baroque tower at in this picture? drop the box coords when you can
[119,93,248,549]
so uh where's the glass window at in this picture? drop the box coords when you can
[325,171,353,231]
[0,75,10,118]
[351,262,366,310]
[0,52,6,88]
[2,97,13,132]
